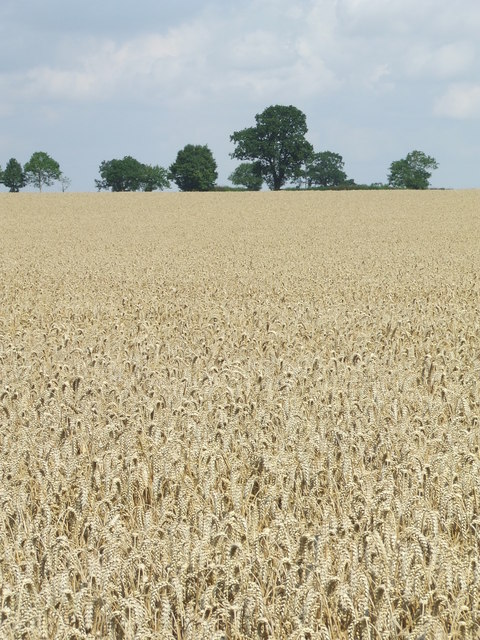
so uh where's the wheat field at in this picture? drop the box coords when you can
[1,191,479,639]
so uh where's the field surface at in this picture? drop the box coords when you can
[1,191,480,639]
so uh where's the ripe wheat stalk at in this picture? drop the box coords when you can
[0,191,479,639]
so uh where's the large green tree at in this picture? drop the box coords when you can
[2,158,26,192]
[302,151,348,188]
[24,151,62,191]
[95,156,170,192]
[96,156,142,191]
[230,105,313,190]
[388,150,438,189]
[229,162,263,191]
[169,144,218,191]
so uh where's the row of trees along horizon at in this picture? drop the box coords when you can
[0,105,439,193]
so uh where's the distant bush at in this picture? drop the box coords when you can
[213,185,249,192]
[285,182,390,191]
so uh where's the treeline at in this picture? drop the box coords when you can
[0,152,69,193]
[0,105,439,192]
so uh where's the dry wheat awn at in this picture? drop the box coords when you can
[0,191,479,638]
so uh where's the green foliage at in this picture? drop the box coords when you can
[388,150,438,189]
[169,144,218,191]
[95,156,170,192]
[140,165,170,192]
[96,156,142,191]
[213,185,249,192]
[302,151,348,188]
[230,105,313,190]
[229,162,263,191]
[24,151,62,192]
[3,158,26,192]
[285,180,391,191]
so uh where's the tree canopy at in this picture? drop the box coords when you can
[169,144,218,191]
[24,151,62,192]
[2,158,26,192]
[302,151,348,188]
[388,150,438,189]
[229,162,263,191]
[230,105,313,190]
[140,164,170,192]
[95,156,170,192]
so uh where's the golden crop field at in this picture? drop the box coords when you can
[1,191,480,640]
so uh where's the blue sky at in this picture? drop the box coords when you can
[1,0,480,190]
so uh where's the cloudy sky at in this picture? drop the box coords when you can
[1,0,479,190]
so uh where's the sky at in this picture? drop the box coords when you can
[1,0,480,191]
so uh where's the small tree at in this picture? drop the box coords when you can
[229,162,263,191]
[24,151,62,191]
[230,105,313,190]
[388,150,438,189]
[169,144,218,191]
[59,175,72,192]
[302,151,348,188]
[3,158,26,192]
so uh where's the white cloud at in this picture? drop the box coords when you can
[336,0,480,39]
[1,23,213,105]
[405,42,475,79]
[0,8,343,108]
[223,58,339,103]
[2,0,480,107]
[434,83,480,119]
[8,0,477,113]
[336,0,436,36]
[0,97,14,117]
[25,67,103,101]
[365,64,394,91]
[228,29,297,73]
